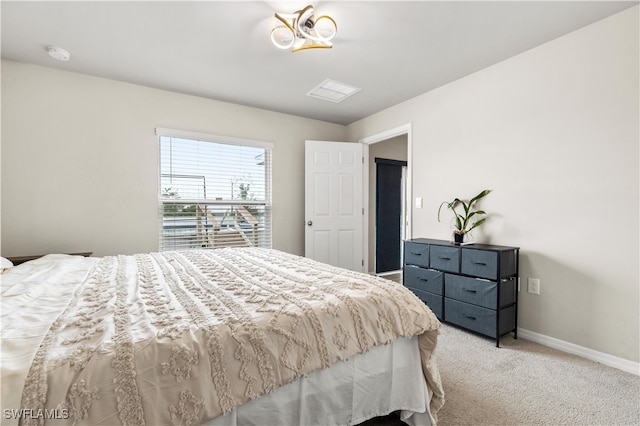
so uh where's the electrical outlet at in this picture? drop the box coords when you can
[527,278,541,295]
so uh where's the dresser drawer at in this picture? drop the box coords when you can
[461,247,517,279]
[404,242,429,268]
[404,266,443,295]
[429,245,460,273]
[445,299,516,338]
[461,249,497,279]
[445,274,516,309]
[408,287,443,320]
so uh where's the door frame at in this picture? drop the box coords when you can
[360,123,413,274]
[375,157,407,274]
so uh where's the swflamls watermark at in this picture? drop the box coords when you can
[3,409,70,420]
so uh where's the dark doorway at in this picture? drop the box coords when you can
[375,158,407,274]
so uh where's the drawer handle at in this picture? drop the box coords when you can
[464,289,477,293]
[465,315,477,320]
[411,252,422,256]
[439,256,451,261]
[419,278,430,282]
[473,261,487,266]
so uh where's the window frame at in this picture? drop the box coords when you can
[156,127,274,251]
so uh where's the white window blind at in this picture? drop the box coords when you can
[157,128,273,251]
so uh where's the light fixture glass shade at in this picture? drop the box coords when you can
[271,5,337,52]
[296,5,315,37]
[271,26,295,49]
[312,16,337,41]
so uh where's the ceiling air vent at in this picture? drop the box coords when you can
[306,79,361,103]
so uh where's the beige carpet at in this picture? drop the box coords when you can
[433,324,640,425]
[362,324,639,425]
[366,274,639,425]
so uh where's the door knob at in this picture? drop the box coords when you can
[307,221,313,226]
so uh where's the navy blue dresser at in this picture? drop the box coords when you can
[403,238,519,347]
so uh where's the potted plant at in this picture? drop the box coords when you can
[438,189,491,244]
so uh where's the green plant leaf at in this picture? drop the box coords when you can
[467,217,486,232]
[437,202,449,222]
[437,189,491,234]
[469,189,491,205]
[467,210,486,219]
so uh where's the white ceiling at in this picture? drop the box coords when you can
[1,1,636,125]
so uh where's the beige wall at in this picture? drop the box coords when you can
[368,135,408,272]
[348,7,639,363]
[1,61,347,257]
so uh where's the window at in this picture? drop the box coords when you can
[157,128,273,251]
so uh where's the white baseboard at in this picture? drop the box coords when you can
[518,328,639,376]
[375,270,402,277]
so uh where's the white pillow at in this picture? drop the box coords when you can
[1,256,13,273]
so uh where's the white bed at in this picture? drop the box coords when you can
[1,249,444,426]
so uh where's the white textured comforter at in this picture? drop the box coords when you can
[1,248,443,425]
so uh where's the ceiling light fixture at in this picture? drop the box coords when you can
[270,4,337,52]
[47,46,71,61]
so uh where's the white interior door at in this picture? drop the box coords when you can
[305,140,364,272]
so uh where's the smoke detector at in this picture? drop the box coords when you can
[47,46,71,61]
